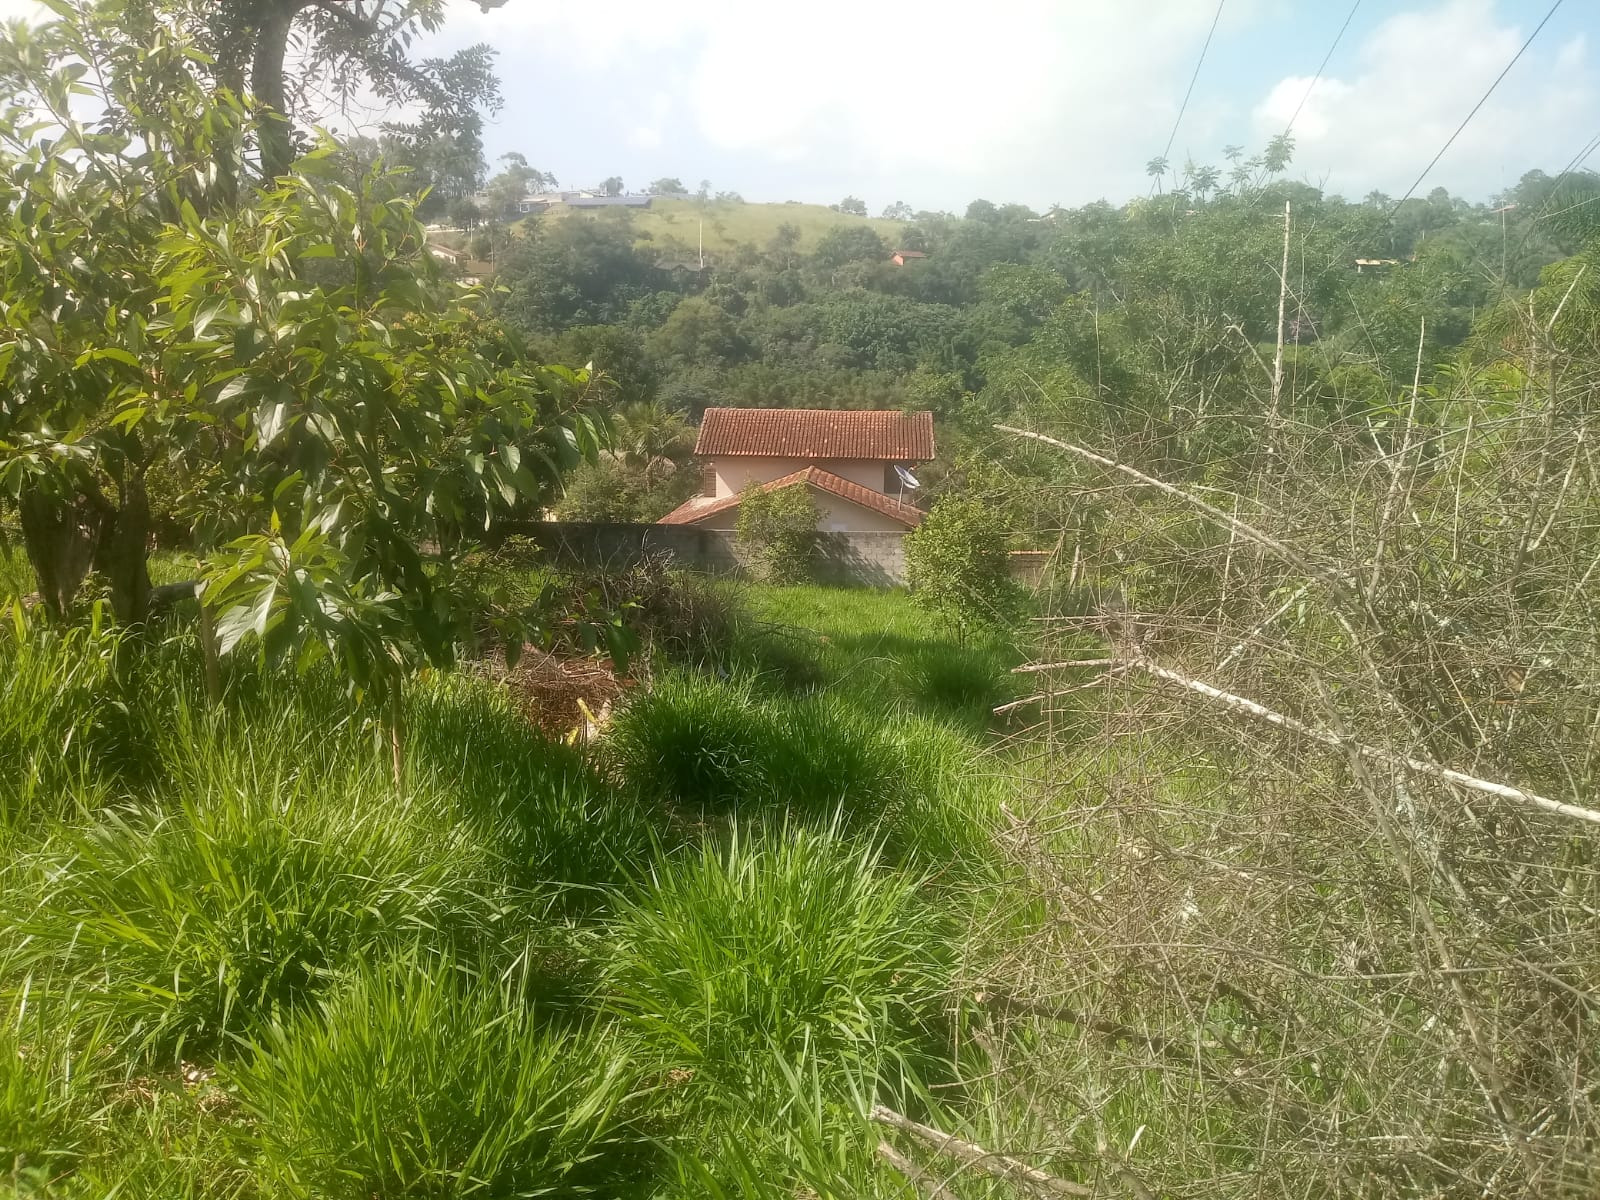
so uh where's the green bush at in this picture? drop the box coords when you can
[406,674,655,908]
[605,673,769,810]
[736,484,819,585]
[231,957,638,1199]
[6,765,503,1058]
[905,495,1026,638]
[605,823,951,1099]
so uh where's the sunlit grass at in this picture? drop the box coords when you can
[0,577,1010,1193]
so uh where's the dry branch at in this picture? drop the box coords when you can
[1028,655,1600,827]
[869,1105,1093,1197]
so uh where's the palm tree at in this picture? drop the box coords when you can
[610,403,695,483]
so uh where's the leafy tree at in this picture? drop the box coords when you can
[648,297,748,370]
[882,201,914,221]
[836,195,867,217]
[610,403,695,468]
[448,197,483,230]
[174,0,503,180]
[905,496,1024,638]
[496,218,670,329]
[381,128,486,222]
[554,325,658,406]
[649,177,688,196]
[484,152,553,221]
[553,455,695,523]
[0,4,603,713]
[812,225,888,269]
[600,176,625,197]
[736,484,818,584]
[553,402,697,523]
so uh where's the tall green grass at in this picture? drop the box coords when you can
[606,823,953,1096]
[231,956,640,1199]
[6,766,505,1059]
[0,579,1014,1196]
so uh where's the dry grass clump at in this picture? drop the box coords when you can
[968,319,1600,1196]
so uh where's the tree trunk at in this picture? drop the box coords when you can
[18,488,108,620]
[18,474,153,625]
[250,0,308,179]
[94,474,153,625]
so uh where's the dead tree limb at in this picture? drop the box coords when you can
[869,1105,1093,1197]
[1038,656,1600,827]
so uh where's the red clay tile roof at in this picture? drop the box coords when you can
[693,408,934,461]
[657,466,925,529]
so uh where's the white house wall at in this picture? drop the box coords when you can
[710,456,893,497]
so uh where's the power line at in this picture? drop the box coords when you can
[1284,0,1361,135]
[1150,0,1227,194]
[1388,0,1566,216]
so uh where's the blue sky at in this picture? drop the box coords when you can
[410,0,1600,212]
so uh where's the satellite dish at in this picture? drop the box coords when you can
[894,465,921,490]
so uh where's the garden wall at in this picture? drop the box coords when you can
[494,522,910,587]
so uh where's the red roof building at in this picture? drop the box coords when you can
[658,408,934,533]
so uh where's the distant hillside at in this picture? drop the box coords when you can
[534,197,907,260]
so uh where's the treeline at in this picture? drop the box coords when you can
[376,137,1600,523]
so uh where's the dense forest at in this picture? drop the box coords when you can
[370,131,1600,527]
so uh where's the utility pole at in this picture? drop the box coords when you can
[1269,200,1292,440]
[699,219,704,270]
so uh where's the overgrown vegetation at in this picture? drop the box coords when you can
[0,548,1023,1193]
[906,495,1025,639]
[5,4,1600,1197]
[735,483,819,584]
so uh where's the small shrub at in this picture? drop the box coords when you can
[407,674,655,906]
[232,957,638,1199]
[6,767,501,1058]
[760,696,900,817]
[736,484,818,585]
[900,641,1017,726]
[905,496,1026,639]
[606,673,767,810]
[605,823,951,1098]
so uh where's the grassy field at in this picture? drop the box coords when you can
[0,562,1038,1198]
[538,197,909,256]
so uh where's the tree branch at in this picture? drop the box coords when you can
[869,1105,1093,1197]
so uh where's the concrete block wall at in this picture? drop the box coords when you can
[494,522,913,586]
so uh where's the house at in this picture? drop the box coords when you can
[427,240,465,266]
[890,249,928,266]
[657,408,933,533]
[517,191,655,214]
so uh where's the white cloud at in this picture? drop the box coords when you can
[1254,0,1596,200]
[425,0,1256,207]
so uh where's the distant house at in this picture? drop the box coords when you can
[1355,257,1405,272]
[657,408,933,533]
[517,191,654,215]
[890,249,928,266]
[427,241,465,266]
